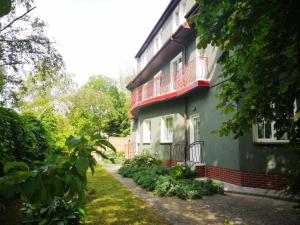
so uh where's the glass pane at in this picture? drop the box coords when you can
[194,117,200,141]
[265,121,272,139]
[257,122,264,139]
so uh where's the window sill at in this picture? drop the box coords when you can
[160,141,173,144]
[253,140,289,145]
[143,142,151,145]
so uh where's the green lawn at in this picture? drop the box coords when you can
[86,165,169,225]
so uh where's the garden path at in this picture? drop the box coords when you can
[103,163,299,225]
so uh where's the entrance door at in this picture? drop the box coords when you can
[190,115,200,143]
[189,115,202,164]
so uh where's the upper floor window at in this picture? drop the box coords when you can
[154,72,161,96]
[173,0,187,32]
[141,51,148,69]
[154,29,162,54]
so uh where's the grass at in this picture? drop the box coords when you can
[86,165,169,225]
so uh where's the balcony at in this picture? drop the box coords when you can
[131,56,209,112]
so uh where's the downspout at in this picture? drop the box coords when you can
[171,37,188,163]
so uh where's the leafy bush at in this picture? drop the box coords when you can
[21,197,86,225]
[118,165,141,178]
[0,107,51,175]
[132,170,158,191]
[118,163,224,200]
[154,175,178,197]
[0,134,116,224]
[154,176,224,199]
[123,153,161,168]
[168,165,196,179]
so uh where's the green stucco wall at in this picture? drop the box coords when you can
[136,99,186,159]
[131,26,296,175]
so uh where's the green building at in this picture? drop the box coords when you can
[126,0,294,192]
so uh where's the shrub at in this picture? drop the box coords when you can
[154,176,178,197]
[118,166,141,178]
[0,107,51,175]
[168,164,196,179]
[132,170,158,191]
[123,153,161,168]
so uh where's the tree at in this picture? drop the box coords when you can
[18,64,76,148]
[0,0,63,105]
[83,75,131,136]
[190,0,300,196]
[68,87,112,136]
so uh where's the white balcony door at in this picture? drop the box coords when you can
[171,55,183,90]
[154,73,161,96]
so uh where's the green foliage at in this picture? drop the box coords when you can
[0,107,50,175]
[0,134,115,224]
[118,165,140,178]
[190,0,300,142]
[155,176,224,200]
[190,0,300,202]
[21,198,86,225]
[168,164,196,179]
[123,153,161,168]
[132,170,158,191]
[118,164,223,200]
[81,75,131,137]
[0,0,11,17]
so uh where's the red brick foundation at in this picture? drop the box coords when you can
[205,166,287,190]
[161,160,179,166]
[195,165,206,177]
[162,161,287,190]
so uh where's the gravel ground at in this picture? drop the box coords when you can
[102,163,299,225]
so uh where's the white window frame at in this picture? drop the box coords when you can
[170,53,183,91]
[195,37,207,80]
[142,83,148,100]
[154,71,161,96]
[189,114,200,143]
[141,50,148,69]
[160,115,174,143]
[154,29,162,54]
[143,120,151,144]
[172,6,180,32]
[173,1,187,32]
[252,121,289,144]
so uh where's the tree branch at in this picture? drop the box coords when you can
[0,7,36,33]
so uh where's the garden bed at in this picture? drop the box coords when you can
[118,154,224,200]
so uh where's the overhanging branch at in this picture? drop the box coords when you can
[0,7,36,33]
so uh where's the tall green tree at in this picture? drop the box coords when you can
[68,87,112,136]
[190,0,300,196]
[83,75,131,136]
[0,0,63,105]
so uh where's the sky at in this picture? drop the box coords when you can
[34,0,170,85]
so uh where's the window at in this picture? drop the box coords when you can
[253,120,288,144]
[142,83,148,100]
[173,1,187,32]
[154,29,162,54]
[161,116,173,143]
[171,53,184,90]
[173,7,180,32]
[154,72,161,96]
[143,120,151,143]
[190,115,200,143]
[141,51,148,69]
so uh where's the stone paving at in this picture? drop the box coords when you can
[103,164,299,225]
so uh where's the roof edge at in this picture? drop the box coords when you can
[134,0,181,59]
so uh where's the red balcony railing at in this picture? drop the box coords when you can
[131,56,209,111]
